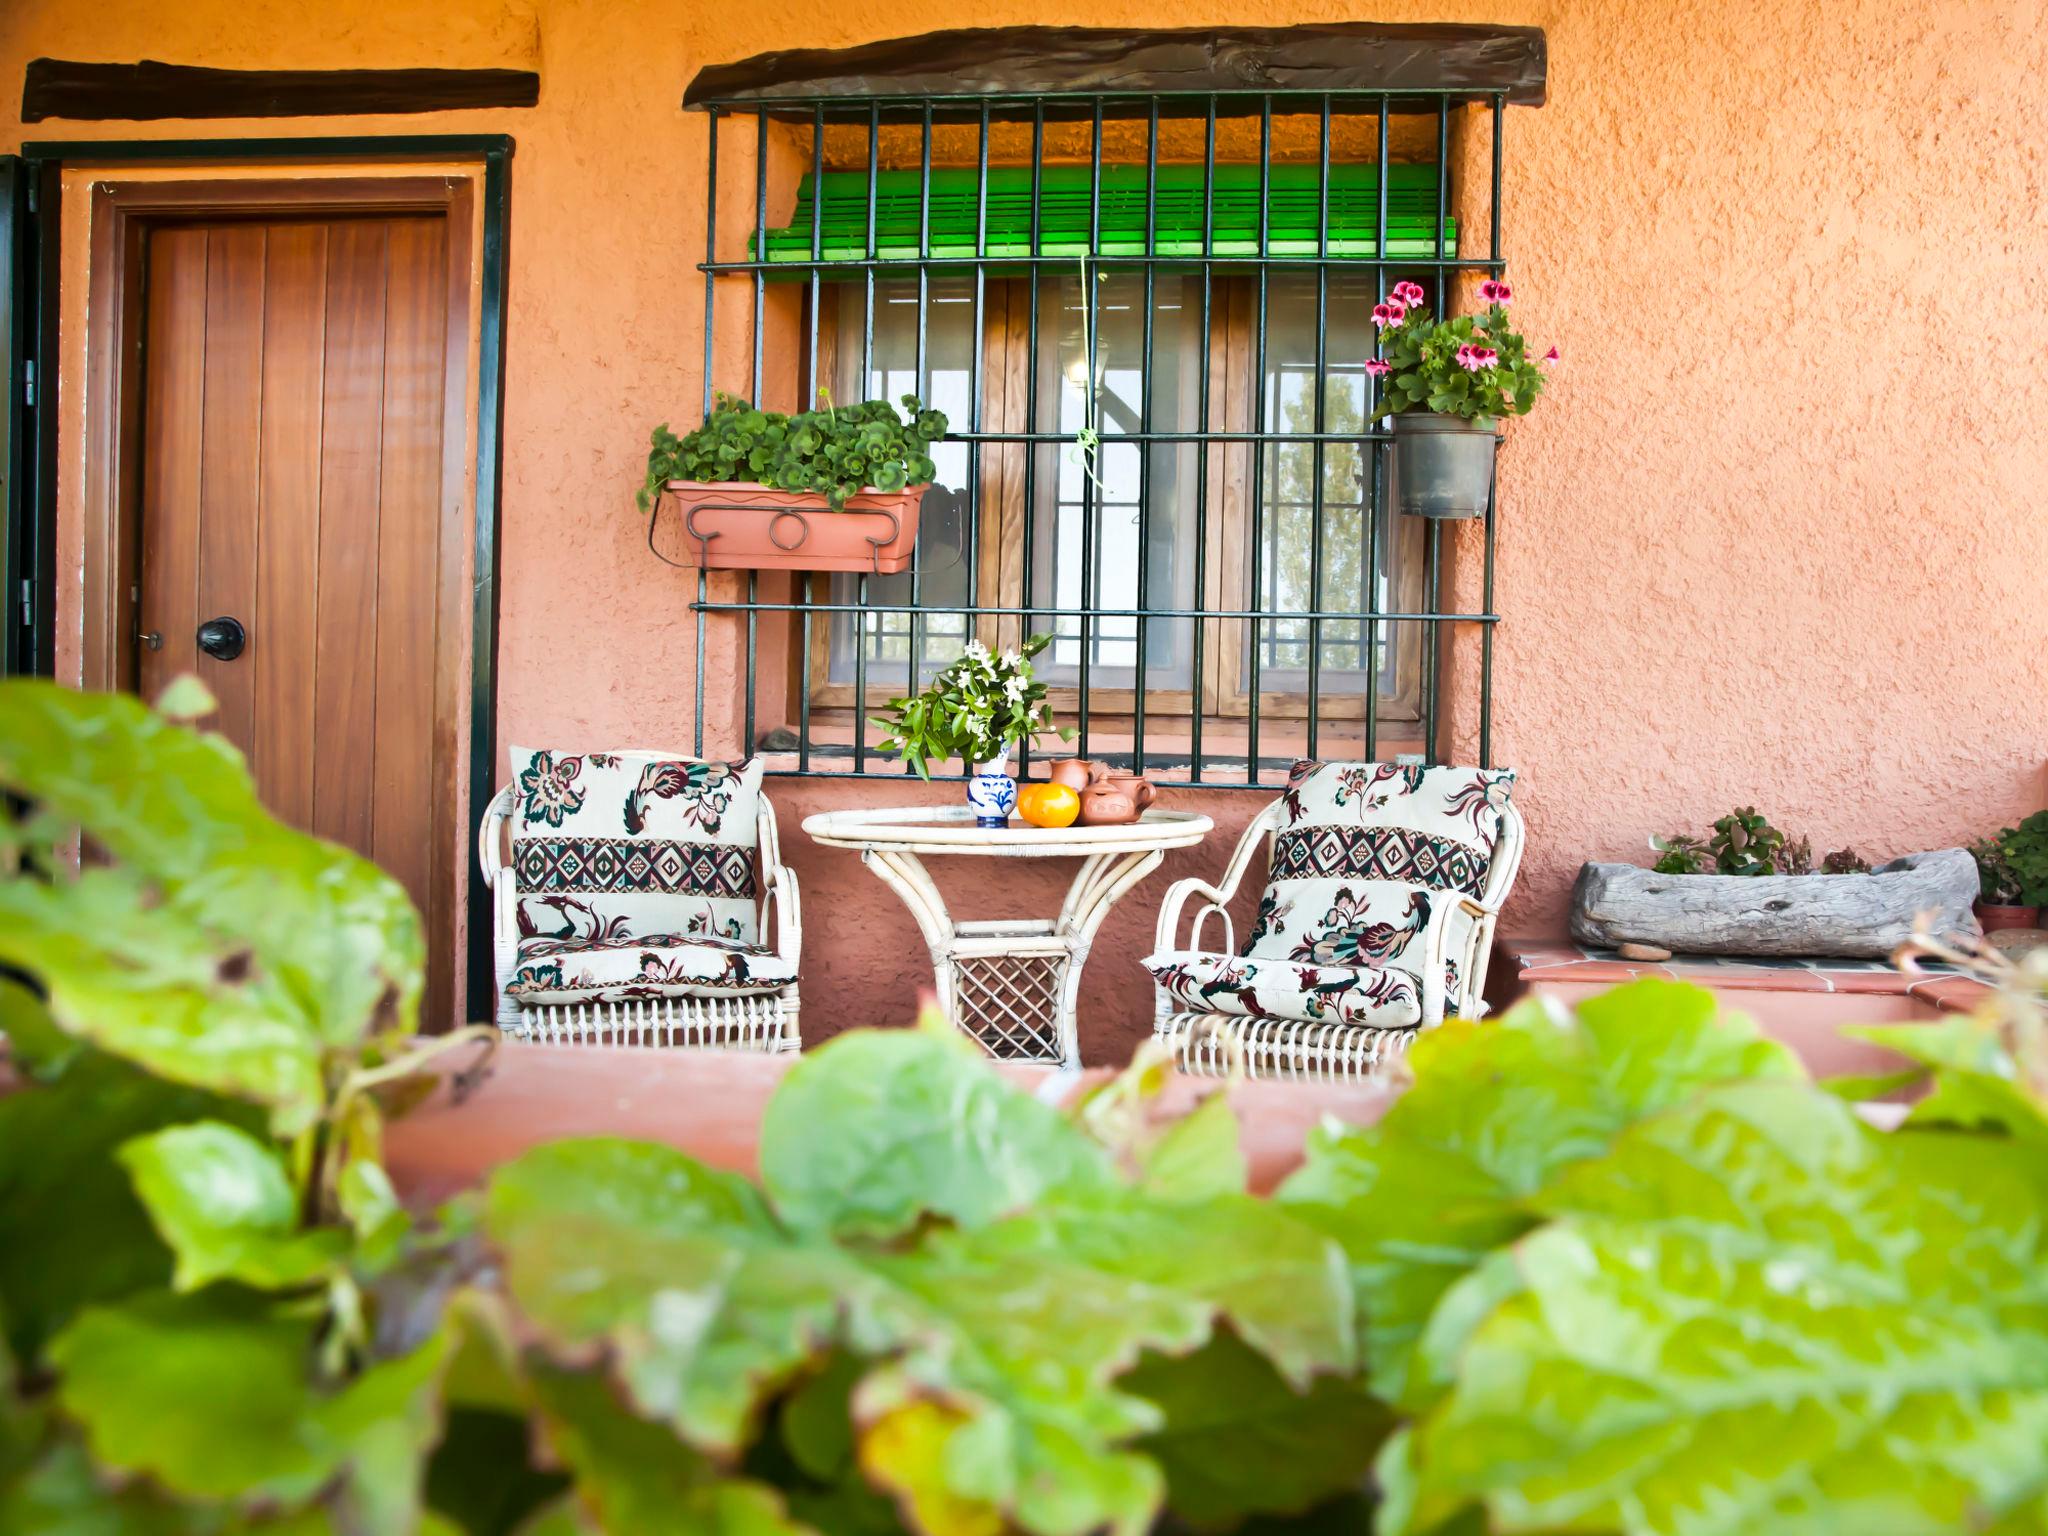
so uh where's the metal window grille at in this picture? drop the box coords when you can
[680,83,1508,783]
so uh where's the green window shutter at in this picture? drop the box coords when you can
[750,163,1454,274]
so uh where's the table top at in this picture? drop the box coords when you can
[802,804,1213,857]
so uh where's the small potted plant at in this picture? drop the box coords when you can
[871,635,1069,826]
[1367,278,1556,519]
[1973,813,2048,931]
[638,392,947,574]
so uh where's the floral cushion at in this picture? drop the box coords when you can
[1244,761,1515,995]
[507,933,795,1007]
[1143,951,1422,1031]
[508,749,763,950]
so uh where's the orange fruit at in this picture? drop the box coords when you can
[1017,782,1081,829]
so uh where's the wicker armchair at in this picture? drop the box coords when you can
[1148,763,1524,1081]
[477,755,801,1050]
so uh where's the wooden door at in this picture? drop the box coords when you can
[135,214,459,1014]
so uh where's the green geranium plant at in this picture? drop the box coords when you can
[870,633,1069,779]
[638,391,947,513]
[1367,279,1555,424]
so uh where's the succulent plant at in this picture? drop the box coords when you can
[1780,834,1813,876]
[1971,836,2025,905]
[1648,832,1711,875]
[1821,848,1873,876]
[2004,811,2048,907]
[1709,806,1786,877]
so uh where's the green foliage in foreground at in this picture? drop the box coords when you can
[4,676,2048,1536]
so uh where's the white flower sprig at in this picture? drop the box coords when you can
[871,633,1070,780]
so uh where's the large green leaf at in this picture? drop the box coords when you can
[1280,980,1803,1406]
[0,681,422,1130]
[487,1103,1353,1536]
[758,1028,1116,1239]
[118,1121,347,1292]
[1126,1330,1390,1530]
[0,1053,262,1366]
[1846,1015,2048,1145]
[1388,1080,2048,1536]
[50,1291,449,1529]
[527,1362,812,1535]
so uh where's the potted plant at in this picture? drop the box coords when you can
[1367,278,1556,519]
[1973,813,2048,931]
[638,391,947,574]
[870,634,1069,825]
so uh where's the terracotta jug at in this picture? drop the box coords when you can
[1050,757,1111,793]
[1077,781,1137,826]
[1107,773,1156,814]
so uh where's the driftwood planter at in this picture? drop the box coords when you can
[663,481,926,573]
[1569,848,1980,958]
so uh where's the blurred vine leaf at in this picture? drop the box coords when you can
[486,1030,1356,1536]
[0,1050,262,1367]
[526,1362,809,1536]
[1126,1329,1390,1529]
[1846,1014,2048,1145]
[118,1121,349,1293]
[50,1291,451,1530]
[1279,980,1804,1407]
[1383,1079,2048,1536]
[758,1027,1118,1239]
[0,680,422,1133]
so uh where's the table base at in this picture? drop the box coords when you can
[861,846,1166,1068]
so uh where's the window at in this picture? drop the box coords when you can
[686,78,1513,781]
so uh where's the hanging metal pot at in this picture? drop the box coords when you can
[1391,412,1499,520]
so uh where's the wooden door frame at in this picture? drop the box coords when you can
[10,135,513,1028]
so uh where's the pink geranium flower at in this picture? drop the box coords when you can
[1371,300,1407,330]
[1455,344,1499,372]
[1478,279,1514,305]
[1541,346,1560,365]
[1364,358,1392,377]
[1391,280,1428,307]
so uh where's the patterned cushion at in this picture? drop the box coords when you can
[1247,761,1515,992]
[507,933,795,1007]
[508,748,764,949]
[1143,951,1422,1030]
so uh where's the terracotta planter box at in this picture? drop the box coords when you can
[663,480,926,573]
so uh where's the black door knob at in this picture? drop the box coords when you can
[196,616,246,661]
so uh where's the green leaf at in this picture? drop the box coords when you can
[1845,1016,2048,1145]
[0,682,423,1132]
[0,1052,262,1366]
[1127,1330,1390,1529]
[1279,980,1804,1407]
[527,1363,810,1536]
[1390,1080,2048,1536]
[118,1121,348,1292]
[1138,1090,1247,1202]
[50,1291,452,1523]
[0,977,80,1079]
[759,1029,1117,1239]
[486,1117,1323,1536]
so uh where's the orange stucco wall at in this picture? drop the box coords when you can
[7,0,2045,1059]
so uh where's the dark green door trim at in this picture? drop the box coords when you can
[7,134,513,1027]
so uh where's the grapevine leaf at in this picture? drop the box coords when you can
[50,1291,451,1524]
[0,1053,262,1366]
[118,1121,348,1292]
[1279,981,1803,1407]
[1845,1016,2048,1145]
[1126,1330,1390,1529]
[488,1115,1346,1536]
[0,681,423,1132]
[527,1363,812,1536]
[759,1029,1117,1239]
[1391,1081,2048,1536]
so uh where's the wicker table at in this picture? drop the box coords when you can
[801,806,1213,1068]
